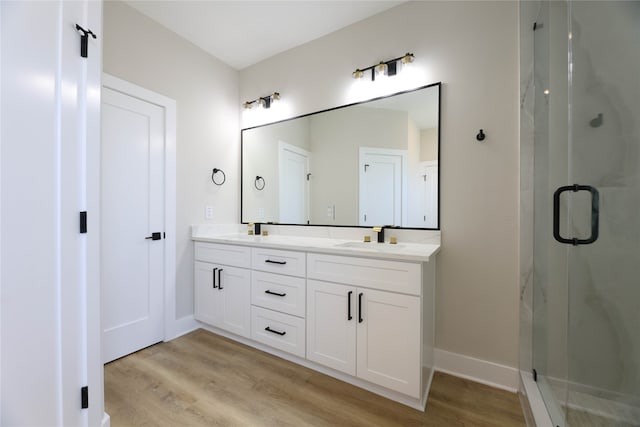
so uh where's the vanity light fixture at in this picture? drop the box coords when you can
[352,53,415,81]
[243,92,280,110]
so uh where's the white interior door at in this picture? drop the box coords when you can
[279,142,310,224]
[359,148,406,226]
[101,86,165,363]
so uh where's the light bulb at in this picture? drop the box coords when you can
[374,62,388,79]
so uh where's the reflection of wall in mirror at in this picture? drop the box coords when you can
[242,118,311,223]
[309,107,408,225]
[420,129,438,161]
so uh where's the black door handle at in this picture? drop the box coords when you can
[265,290,286,297]
[553,184,599,245]
[358,293,363,323]
[347,291,353,321]
[265,259,287,265]
[212,268,218,289]
[218,268,223,290]
[265,326,286,336]
[145,232,162,240]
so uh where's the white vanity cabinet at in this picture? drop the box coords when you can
[194,243,252,338]
[306,253,423,398]
[192,236,437,410]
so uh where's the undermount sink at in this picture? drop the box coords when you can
[335,241,405,250]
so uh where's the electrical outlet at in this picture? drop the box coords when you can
[257,207,265,219]
[205,206,213,219]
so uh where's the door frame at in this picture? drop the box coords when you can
[101,73,177,341]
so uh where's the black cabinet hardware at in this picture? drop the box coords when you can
[265,259,286,265]
[358,293,364,323]
[265,326,286,336]
[265,290,286,297]
[145,232,162,240]
[218,268,223,290]
[553,184,599,245]
[348,291,353,321]
[212,268,218,289]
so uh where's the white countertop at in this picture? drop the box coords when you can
[192,226,440,263]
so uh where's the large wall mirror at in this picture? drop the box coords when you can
[241,82,440,229]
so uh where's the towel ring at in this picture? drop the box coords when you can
[212,168,226,186]
[255,176,265,190]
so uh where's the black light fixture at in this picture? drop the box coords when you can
[243,92,280,110]
[352,52,415,81]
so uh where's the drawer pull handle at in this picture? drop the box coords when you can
[265,259,287,265]
[265,326,286,336]
[347,291,353,321]
[218,268,223,290]
[358,293,364,323]
[212,268,218,289]
[265,290,286,297]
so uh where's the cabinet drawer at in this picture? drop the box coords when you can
[251,247,305,277]
[195,242,251,268]
[307,253,421,295]
[251,271,306,318]
[251,306,305,358]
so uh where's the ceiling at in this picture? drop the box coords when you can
[124,1,405,70]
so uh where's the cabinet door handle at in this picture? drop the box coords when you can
[358,293,364,323]
[265,259,287,265]
[218,268,223,290]
[212,268,218,289]
[347,291,353,321]
[265,290,286,297]
[265,326,286,336]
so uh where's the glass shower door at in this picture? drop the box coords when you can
[564,2,640,425]
[533,1,640,425]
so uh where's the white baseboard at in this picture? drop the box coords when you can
[434,348,519,393]
[166,315,199,341]
[101,412,111,427]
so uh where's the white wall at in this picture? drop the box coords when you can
[240,2,520,368]
[103,1,239,319]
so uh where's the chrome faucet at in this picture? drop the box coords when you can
[372,226,384,243]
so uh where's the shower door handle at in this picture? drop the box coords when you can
[553,184,599,245]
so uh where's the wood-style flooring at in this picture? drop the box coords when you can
[104,329,526,426]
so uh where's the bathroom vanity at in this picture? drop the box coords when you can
[192,227,439,410]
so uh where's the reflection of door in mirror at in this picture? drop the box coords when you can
[420,161,438,228]
[358,147,407,227]
[278,141,310,224]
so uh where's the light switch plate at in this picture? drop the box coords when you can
[205,206,213,219]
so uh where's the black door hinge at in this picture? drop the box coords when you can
[75,25,96,58]
[81,386,89,409]
[80,211,87,234]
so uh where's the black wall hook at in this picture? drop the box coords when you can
[211,168,226,185]
[476,129,486,142]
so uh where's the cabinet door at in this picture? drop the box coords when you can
[307,280,356,375]
[194,261,223,326]
[356,289,421,398]
[218,265,251,338]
